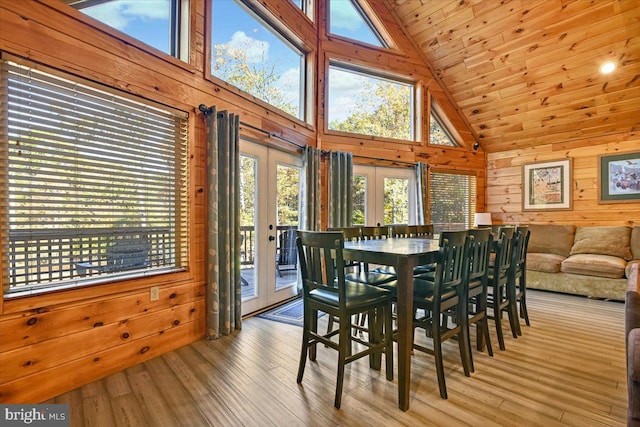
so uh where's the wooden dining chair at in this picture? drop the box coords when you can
[464,228,494,372]
[391,224,410,238]
[295,231,394,409]
[415,224,435,238]
[412,230,472,399]
[487,227,518,350]
[512,225,531,333]
[350,226,397,283]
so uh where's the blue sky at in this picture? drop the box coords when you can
[80,0,387,121]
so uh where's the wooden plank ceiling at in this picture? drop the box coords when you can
[387,0,640,153]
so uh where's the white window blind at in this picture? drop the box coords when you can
[1,58,189,297]
[429,172,476,234]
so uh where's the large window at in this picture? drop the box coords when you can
[210,0,305,120]
[1,58,189,297]
[328,64,414,141]
[429,172,476,234]
[67,0,190,62]
[329,0,387,48]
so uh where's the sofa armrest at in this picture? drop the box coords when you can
[629,328,640,422]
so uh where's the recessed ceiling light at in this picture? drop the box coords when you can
[600,61,616,74]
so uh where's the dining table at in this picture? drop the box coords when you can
[342,237,441,411]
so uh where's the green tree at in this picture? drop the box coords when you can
[352,175,366,225]
[329,81,411,140]
[383,177,409,224]
[276,165,300,225]
[212,44,297,117]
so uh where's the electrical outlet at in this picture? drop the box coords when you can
[150,286,160,301]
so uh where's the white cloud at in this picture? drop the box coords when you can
[276,67,301,105]
[328,68,368,121]
[330,2,362,32]
[81,0,169,31]
[227,31,270,64]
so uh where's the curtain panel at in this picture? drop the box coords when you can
[205,106,242,339]
[302,146,321,232]
[328,151,353,228]
[415,162,429,225]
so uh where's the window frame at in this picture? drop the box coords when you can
[63,0,192,64]
[327,0,389,49]
[429,102,464,148]
[206,0,313,126]
[0,55,191,300]
[325,59,419,143]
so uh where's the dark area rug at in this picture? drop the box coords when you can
[255,297,325,327]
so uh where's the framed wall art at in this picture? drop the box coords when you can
[522,159,572,211]
[598,152,640,203]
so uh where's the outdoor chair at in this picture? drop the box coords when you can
[76,236,151,276]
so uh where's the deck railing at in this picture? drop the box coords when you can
[8,227,173,290]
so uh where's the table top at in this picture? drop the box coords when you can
[343,237,440,255]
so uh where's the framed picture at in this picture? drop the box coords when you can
[598,152,640,203]
[522,159,572,211]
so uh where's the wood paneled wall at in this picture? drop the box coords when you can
[0,0,483,403]
[487,131,640,226]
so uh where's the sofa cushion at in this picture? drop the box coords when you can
[570,226,632,260]
[527,224,576,257]
[628,261,640,280]
[526,253,566,273]
[632,227,640,260]
[561,254,627,279]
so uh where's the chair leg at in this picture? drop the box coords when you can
[384,303,394,381]
[309,309,318,361]
[368,308,381,369]
[493,304,506,351]
[520,294,531,326]
[507,295,520,338]
[335,319,350,409]
[457,303,472,377]
[432,315,448,399]
[297,305,311,384]
[520,277,531,326]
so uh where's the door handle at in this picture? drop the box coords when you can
[268,235,275,241]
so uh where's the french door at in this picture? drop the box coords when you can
[352,165,416,226]
[240,141,301,314]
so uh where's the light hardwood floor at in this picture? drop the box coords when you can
[49,290,627,426]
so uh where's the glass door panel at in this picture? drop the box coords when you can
[383,177,410,224]
[240,154,258,300]
[240,141,300,314]
[274,163,301,291]
[353,165,416,226]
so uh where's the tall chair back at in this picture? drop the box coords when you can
[488,228,518,350]
[391,224,409,238]
[512,225,531,330]
[412,230,471,399]
[361,225,391,240]
[415,224,434,238]
[464,228,494,370]
[297,231,345,301]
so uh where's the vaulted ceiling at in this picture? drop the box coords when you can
[388,0,640,153]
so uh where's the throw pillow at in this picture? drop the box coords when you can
[570,226,632,260]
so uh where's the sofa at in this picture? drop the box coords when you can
[524,225,640,301]
[627,264,640,426]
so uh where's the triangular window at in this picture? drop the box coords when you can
[430,111,459,147]
[329,0,388,48]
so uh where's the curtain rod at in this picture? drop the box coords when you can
[322,150,417,167]
[239,121,305,149]
[198,104,304,149]
[198,105,419,166]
